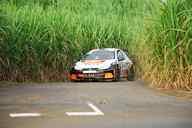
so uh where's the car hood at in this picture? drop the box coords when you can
[74,59,117,70]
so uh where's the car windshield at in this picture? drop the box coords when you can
[82,50,115,60]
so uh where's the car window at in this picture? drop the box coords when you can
[82,50,115,60]
[117,50,125,61]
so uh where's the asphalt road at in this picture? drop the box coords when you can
[0,81,192,128]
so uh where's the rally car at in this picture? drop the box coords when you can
[69,48,135,81]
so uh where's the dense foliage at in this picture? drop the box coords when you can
[0,0,191,90]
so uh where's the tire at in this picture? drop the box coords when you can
[127,65,135,81]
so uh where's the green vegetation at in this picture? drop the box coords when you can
[0,0,191,90]
[138,0,192,90]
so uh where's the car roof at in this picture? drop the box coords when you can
[89,48,118,53]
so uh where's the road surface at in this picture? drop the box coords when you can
[0,80,192,128]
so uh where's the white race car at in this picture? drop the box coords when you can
[69,48,135,81]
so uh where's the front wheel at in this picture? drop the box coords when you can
[127,65,135,81]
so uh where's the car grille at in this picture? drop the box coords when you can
[84,73,104,78]
[83,68,99,71]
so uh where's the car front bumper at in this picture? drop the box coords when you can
[69,69,115,81]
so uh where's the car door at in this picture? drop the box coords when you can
[117,50,129,77]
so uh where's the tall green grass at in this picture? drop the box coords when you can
[0,0,191,90]
[0,0,144,81]
[137,0,192,90]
